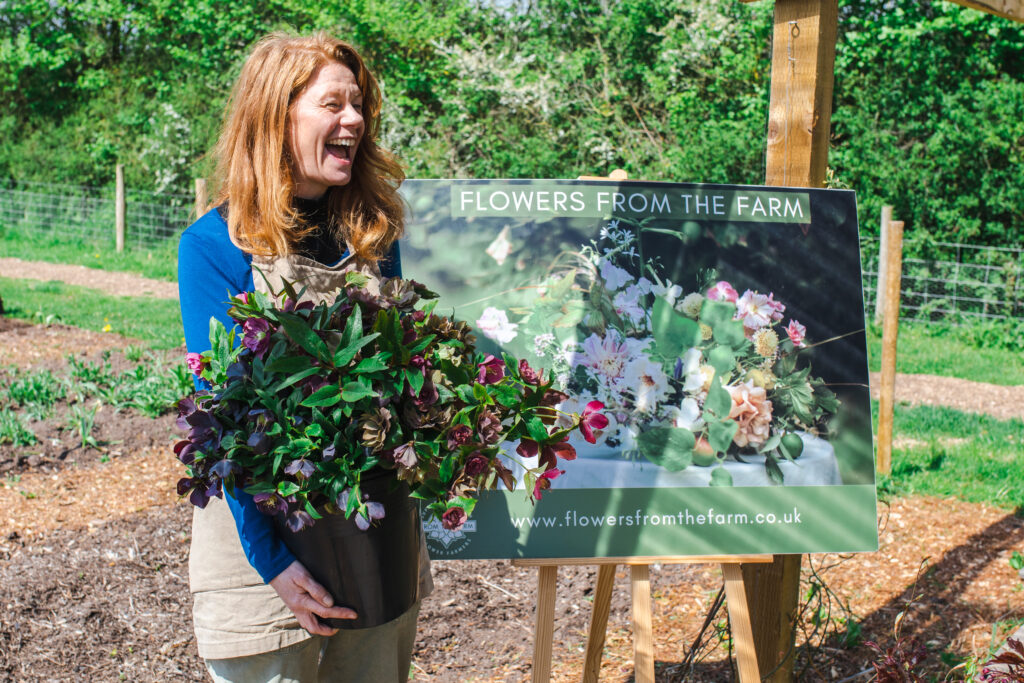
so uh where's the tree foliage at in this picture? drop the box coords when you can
[0,0,1020,247]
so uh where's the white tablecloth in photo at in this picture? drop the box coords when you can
[501,433,841,489]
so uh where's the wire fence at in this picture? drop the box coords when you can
[861,237,1024,325]
[2,179,1022,325]
[0,179,193,248]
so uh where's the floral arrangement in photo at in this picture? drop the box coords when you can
[472,220,839,485]
[175,273,605,532]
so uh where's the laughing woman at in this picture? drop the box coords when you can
[177,33,430,682]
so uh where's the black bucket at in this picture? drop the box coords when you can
[273,467,421,629]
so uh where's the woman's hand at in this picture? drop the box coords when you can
[269,560,358,635]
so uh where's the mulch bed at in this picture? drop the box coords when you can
[1,319,1022,681]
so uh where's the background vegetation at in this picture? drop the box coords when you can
[1,0,1021,252]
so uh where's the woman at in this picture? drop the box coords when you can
[178,32,430,682]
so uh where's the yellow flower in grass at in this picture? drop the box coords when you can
[102,324,112,332]
[752,328,778,357]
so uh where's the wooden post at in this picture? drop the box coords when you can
[531,565,558,683]
[115,164,125,253]
[194,178,208,220]
[582,565,616,683]
[630,565,655,683]
[876,220,904,475]
[874,205,893,325]
[748,1,838,680]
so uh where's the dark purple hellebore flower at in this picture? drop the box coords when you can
[464,452,490,478]
[176,397,198,431]
[285,510,314,533]
[176,477,195,497]
[253,492,289,516]
[413,378,439,408]
[173,439,196,466]
[446,424,472,451]
[442,506,468,531]
[284,459,315,480]
[476,355,505,385]
[387,443,418,469]
[533,468,564,500]
[516,434,577,471]
[518,359,541,385]
[242,317,272,357]
[322,444,337,461]
[210,459,242,479]
[477,409,502,445]
[247,431,271,454]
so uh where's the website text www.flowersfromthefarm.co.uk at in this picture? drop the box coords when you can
[511,507,803,530]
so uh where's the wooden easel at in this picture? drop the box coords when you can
[512,555,773,682]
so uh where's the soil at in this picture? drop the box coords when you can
[869,371,1024,423]
[1,302,1022,679]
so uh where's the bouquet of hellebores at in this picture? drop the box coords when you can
[175,272,606,532]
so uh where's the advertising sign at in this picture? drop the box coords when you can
[400,179,878,559]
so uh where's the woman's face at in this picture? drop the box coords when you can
[288,61,364,199]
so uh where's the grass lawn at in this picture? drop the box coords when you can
[0,276,183,349]
[0,227,179,282]
[866,322,1024,386]
[879,402,1024,509]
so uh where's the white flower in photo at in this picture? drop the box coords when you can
[614,285,646,325]
[652,280,683,306]
[619,354,670,414]
[571,330,633,383]
[677,292,704,318]
[670,397,704,431]
[476,306,518,344]
[636,277,653,294]
[485,225,513,266]
[734,289,773,330]
[679,347,705,393]
[599,258,632,291]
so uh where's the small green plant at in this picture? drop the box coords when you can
[5,368,64,419]
[67,402,101,449]
[124,345,145,363]
[0,408,37,446]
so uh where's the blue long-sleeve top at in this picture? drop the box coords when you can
[178,206,401,583]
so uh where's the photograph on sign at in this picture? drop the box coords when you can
[401,179,877,560]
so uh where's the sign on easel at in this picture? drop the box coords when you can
[401,179,878,561]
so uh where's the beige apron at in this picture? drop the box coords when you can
[190,250,433,660]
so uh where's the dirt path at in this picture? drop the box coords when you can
[0,257,177,299]
[869,371,1024,422]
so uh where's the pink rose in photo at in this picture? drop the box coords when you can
[706,281,738,303]
[726,380,773,448]
[786,319,807,347]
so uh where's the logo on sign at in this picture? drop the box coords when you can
[423,517,477,556]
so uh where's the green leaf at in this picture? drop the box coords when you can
[277,312,330,362]
[707,346,735,377]
[764,452,785,485]
[758,432,783,455]
[705,377,732,418]
[439,454,456,484]
[354,354,390,374]
[709,466,734,487]
[305,423,324,438]
[637,427,695,472]
[707,419,739,453]
[266,356,314,374]
[301,384,342,408]
[345,271,370,288]
[406,369,425,396]
[525,417,549,444]
[272,366,322,393]
[341,381,376,402]
[700,300,747,350]
[332,333,380,368]
[651,297,701,359]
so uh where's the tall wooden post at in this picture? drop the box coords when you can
[194,178,208,220]
[876,220,904,475]
[115,164,126,253]
[874,205,893,325]
[746,1,838,680]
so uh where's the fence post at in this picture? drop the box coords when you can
[194,178,208,220]
[873,205,893,325]
[877,220,904,476]
[115,164,126,253]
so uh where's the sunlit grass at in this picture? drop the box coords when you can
[0,276,183,349]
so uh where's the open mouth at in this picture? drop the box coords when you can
[326,137,355,162]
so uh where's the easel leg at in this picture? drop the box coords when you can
[630,564,655,683]
[583,564,616,683]
[722,563,762,683]
[531,565,558,683]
